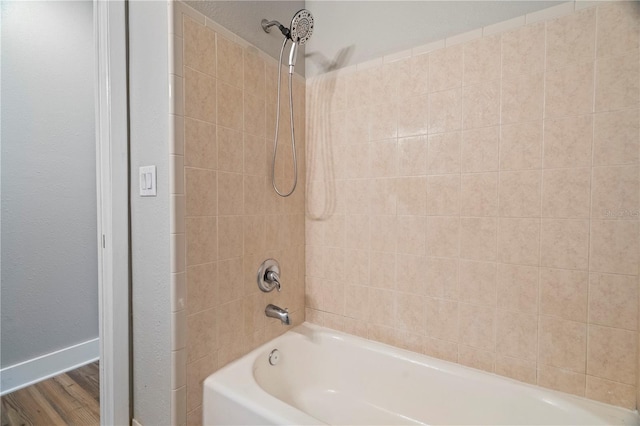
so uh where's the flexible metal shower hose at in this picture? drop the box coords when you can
[271,37,298,197]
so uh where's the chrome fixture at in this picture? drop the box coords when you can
[268,348,281,365]
[262,9,314,197]
[257,259,281,292]
[265,304,290,325]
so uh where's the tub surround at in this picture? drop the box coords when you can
[164,1,639,424]
[170,2,306,424]
[305,0,639,410]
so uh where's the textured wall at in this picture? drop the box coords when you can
[0,0,98,368]
[306,1,639,409]
[129,1,172,424]
[172,3,307,424]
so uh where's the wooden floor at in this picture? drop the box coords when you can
[1,362,99,426]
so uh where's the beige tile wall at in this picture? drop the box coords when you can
[305,1,639,409]
[172,4,306,425]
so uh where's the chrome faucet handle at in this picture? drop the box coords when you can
[265,270,281,291]
[257,259,282,293]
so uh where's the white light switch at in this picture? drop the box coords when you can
[139,166,157,196]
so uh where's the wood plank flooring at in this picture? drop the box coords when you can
[1,362,99,426]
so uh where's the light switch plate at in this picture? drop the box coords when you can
[139,165,157,196]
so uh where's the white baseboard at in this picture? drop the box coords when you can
[0,338,99,396]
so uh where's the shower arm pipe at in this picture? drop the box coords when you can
[262,19,290,39]
[271,37,298,197]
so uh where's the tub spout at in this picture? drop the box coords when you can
[265,304,290,325]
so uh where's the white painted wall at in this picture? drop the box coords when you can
[0,0,98,369]
[304,1,565,76]
[128,2,172,424]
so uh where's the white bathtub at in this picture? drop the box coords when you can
[203,323,639,425]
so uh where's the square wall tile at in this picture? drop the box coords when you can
[186,217,217,266]
[370,102,398,141]
[186,354,217,412]
[217,216,243,260]
[184,17,216,76]
[428,89,462,134]
[460,218,497,261]
[458,345,495,373]
[396,293,427,333]
[591,165,639,220]
[426,216,459,258]
[397,94,429,137]
[587,325,637,385]
[216,36,243,88]
[463,34,501,86]
[429,45,463,92]
[543,115,593,169]
[502,23,545,79]
[539,267,588,322]
[184,67,215,123]
[217,172,243,215]
[184,118,216,169]
[595,50,639,113]
[425,257,459,299]
[398,136,428,176]
[495,355,536,385]
[461,126,499,173]
[463,80,500,129]
[593,109,640,166]
[538,365,586,397]
[186,261,217,315]
[397,215,426,255]
[546,8,596,69]
[586,376,637,410]
[217,83,243,131]
[244,49,265,98]
[498,218,540,266]
[396,254,426,295]
[370,139,398,177]
[540,219,589,270]
[459,303,496,351]
[427,175,460,216]
[460,173,498,217]
[496,310,537,361]
[596,1,640,59]
[589,273,638,331]
[499,171,541,218]
[501,73,544,125]
[427,131,462,174]
[497,263,538,314]
[458,260,497,306]
[542,168,591,219]
[186,308,216,363]
[397,177,427,216]
[500,121,542,171]
[185,168,217,216]
[538,315,587,373]
[545,62,594,119]
[590,220,639,275]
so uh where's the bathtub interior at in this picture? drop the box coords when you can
[249,324,639,426]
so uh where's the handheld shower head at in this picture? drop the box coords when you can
[287,9,314,74]
[289,9,313,45]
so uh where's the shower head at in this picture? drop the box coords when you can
[289,9,314,45]
[263,9,314,74]
[288,9,313,74]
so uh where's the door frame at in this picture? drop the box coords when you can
[94,1,130,425]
